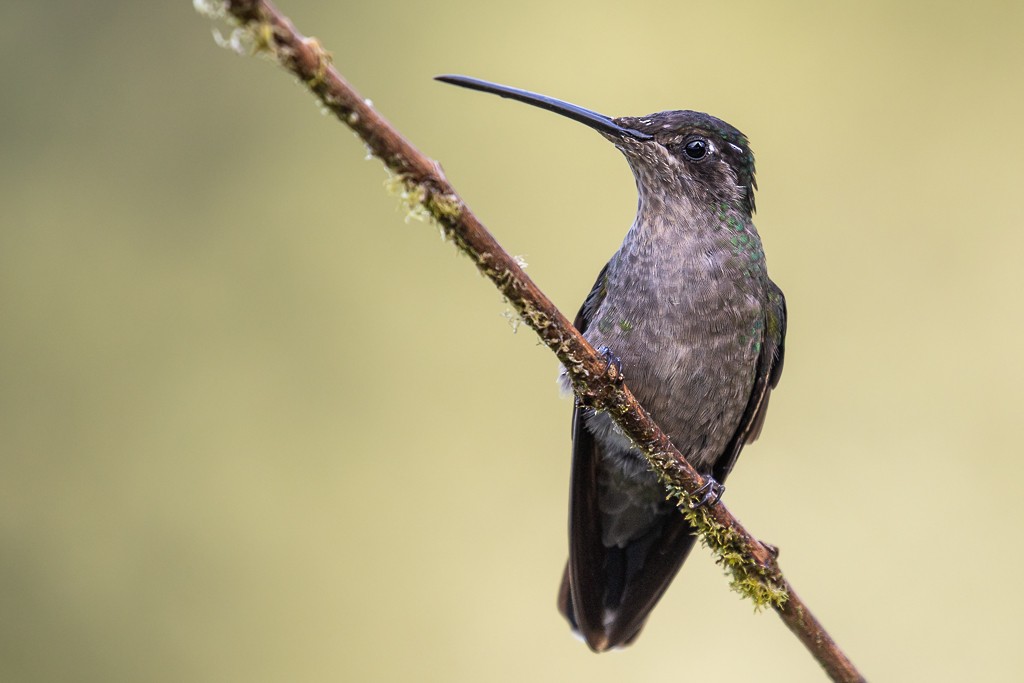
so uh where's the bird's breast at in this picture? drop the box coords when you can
[584,225,766,470]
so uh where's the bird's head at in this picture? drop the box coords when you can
[436,75,756,216]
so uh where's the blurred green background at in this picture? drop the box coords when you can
[2,1,1022,681]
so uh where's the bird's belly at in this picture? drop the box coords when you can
[584,293,761,473]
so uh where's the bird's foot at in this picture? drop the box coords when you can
[689,476,725,509]
[596,345,623,382]
[760,541,780,559]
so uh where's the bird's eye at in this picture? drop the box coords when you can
[683,138,709,160]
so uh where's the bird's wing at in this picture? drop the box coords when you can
[572,262,609,334]
[558,264,699,651]
[559,406,699,651]
[713,279,787,482]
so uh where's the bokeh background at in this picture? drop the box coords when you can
[2,1,1022,681]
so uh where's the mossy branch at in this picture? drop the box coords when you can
[197,1,865,681]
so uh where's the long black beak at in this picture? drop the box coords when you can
[435,75,652,141]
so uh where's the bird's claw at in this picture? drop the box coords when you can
[596,345,623,382]
[689,476,725,509]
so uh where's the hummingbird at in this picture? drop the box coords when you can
[436,75,787,652]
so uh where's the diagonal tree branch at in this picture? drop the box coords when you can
[197,2,865,681]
